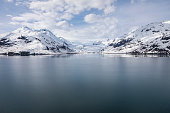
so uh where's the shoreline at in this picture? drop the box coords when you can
[0,52,169,56]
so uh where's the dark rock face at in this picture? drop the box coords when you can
[146,28,152,32]
[20,51,30,56]
[17,36,27,40]
[17,36,32,43]
[109,38,134,48]
[152,30,160,33]
[104,21,170,55]
[3,51,30,56]
[150,44,159,48]
[161,36,170,40]
[49,47,59,51]
[130,51,141,55]
[0,27,74,55]
[46,44,73,53]
[151,48,169,54]
[0,38,14,47]
[7,52,20,56]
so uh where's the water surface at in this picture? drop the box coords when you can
[0,54,170,113]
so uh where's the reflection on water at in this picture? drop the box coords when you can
[0,54,170,113]
[103,54,170,58]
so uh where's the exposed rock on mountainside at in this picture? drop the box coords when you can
[103,21,170,54]
[0,27,73,55]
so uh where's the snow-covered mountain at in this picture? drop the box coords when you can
[0,27,73,55]
[1,21,170,55]
[103,21,170,54]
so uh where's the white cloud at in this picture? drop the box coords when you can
[10,0,117,40]
[6,15,12,17]
[131,0,135,4]
[12,13,41,22]
[56,21,70,29]
[6,0,13,2]
[104,6,115,14]
[63,14,118,40]
[84,14,100,23]
[130,0,147,4]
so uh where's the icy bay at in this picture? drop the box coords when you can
[0,54,170,113]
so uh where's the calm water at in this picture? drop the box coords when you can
[0,54,170,113]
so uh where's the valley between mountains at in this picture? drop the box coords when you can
[1,21,170,55]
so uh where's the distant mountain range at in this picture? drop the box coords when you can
[0,21,170,55]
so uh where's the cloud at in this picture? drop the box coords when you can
[113,0,170,38]
[10,0,117,40]
[5,0,170,41]
[56,20,70,29]
[57,14,118,41]
[131,0,135,4]
[104,6,115,14]
[130,0,147,4]
[6,15,12,17]
[6,0,13,2]
[84,14,101,23]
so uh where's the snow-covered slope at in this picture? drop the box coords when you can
[1,21,170,55]
[103,21,170,54]
[0,27,73,55]
[71,39,113,53]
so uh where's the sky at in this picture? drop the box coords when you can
[0,0,170,41]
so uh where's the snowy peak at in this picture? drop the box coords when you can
[13,26,33,34]
[103,21,170,54]
[163,21,170,24]
[124,22,170,39]
[0,27,74,55]
[1,21,170,55]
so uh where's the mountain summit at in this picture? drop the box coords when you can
[1,21,170,55]
[0,27,73,55]
[103,21,170,54]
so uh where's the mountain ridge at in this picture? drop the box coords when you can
[1,21,170,55]
[0,26,74,55]
[102,21,170,55]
